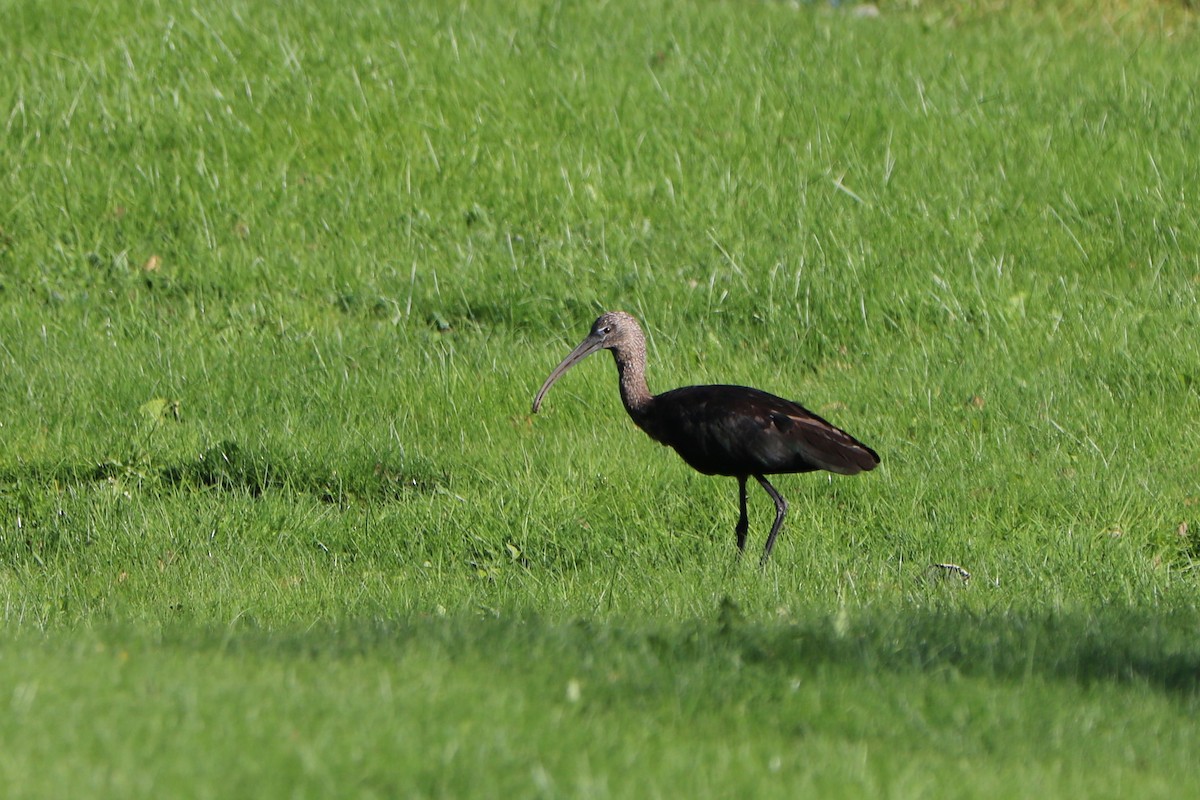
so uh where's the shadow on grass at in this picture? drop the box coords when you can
[0,439,446,505]
[706,606,1200,694]
[171,604,1200,696]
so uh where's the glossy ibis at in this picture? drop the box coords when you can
[532,311,879,566]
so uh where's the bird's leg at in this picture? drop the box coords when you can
[755,475,788,567]
[735,476,749,553]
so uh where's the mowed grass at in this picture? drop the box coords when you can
[1,0,1199,796]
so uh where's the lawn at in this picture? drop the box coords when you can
[1,0,1198,796]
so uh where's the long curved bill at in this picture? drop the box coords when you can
[531,334,605,413]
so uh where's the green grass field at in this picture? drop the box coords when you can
[2,0,1199,796]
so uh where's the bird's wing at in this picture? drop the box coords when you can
[763,407,880,474]
[653,385,879,476]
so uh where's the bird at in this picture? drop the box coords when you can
[532,311,879,566]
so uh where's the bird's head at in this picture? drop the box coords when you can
[531,311,644,413]
[586,310,640,348]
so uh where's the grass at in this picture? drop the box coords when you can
[1,0,1199,796]
[2,613,1197,797]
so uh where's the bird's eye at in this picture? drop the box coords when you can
[600,325,612,335]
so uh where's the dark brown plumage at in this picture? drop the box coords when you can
[532,311,879,565]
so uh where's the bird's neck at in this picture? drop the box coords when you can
[611,345,654,418]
